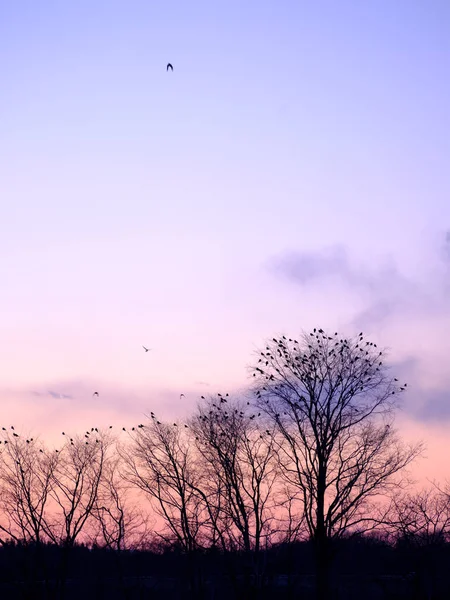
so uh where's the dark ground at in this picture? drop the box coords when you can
[0,536,448,599]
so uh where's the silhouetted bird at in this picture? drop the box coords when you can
[143,346,150,352]
[93,392,99,397]
[167,63,173,71]
[180,394,185,399]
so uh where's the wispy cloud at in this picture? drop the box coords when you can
[443,231,450,263]
[383,357,450,423]
[271,244,416,297]
[0,378,214,438]
[31,390,73,400]
[413,386,450,422]
[269,239,449,330]
[268,239,450,423]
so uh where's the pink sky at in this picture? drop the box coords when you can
[1,1,450,486]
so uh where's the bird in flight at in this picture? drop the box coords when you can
[93,392,99,397]
[143,346,151,352]
[180,393,185,399]
[167,63,173,71]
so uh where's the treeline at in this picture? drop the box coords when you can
[0,330,447,599]
[1,529,450,598]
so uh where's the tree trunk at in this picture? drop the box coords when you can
[315,461,330,600]
[315,536,331,600]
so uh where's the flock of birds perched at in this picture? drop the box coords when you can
[0,328,408,454]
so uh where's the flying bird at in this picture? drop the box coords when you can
[167,63,173,71]
[93,392,99,397]
[180,393,185,399]
[143,346,151,352]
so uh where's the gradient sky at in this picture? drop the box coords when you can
[1,1,450,479]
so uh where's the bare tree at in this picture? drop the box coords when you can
[272,483,307,545]
[251,330,423,600]
[46,431,111,548]
[190,396,279,554]
[387,485,450,546]
[91,455,151,552]
[121,418,204,552]
[0,432,56,545]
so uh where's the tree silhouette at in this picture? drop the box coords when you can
[387,485,450,546]
[251,329,423,600]
[47,431,111,548]
[121,416,203,553]
[91,454,151,552]
[190,396,278,554]
[0,433,56,545]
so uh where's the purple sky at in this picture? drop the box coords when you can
[1,1,450,477]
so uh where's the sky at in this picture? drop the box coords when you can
[0,0,450,480]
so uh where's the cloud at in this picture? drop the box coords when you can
[382,357,450,423]
[0,378,217,439]
[270,245,351,286]
[413,386,450,422]
[270,243,416,295]
[443,231,450,263]
[268,239,450,423]
[269,241,449,330]
[47,391,73,400]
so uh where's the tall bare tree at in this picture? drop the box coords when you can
[121,418,203,552]
[46,431,110,548]
[251,329,423,600]
[190,396,278,554]
[91,455,151,551]
[0,432,56,545]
